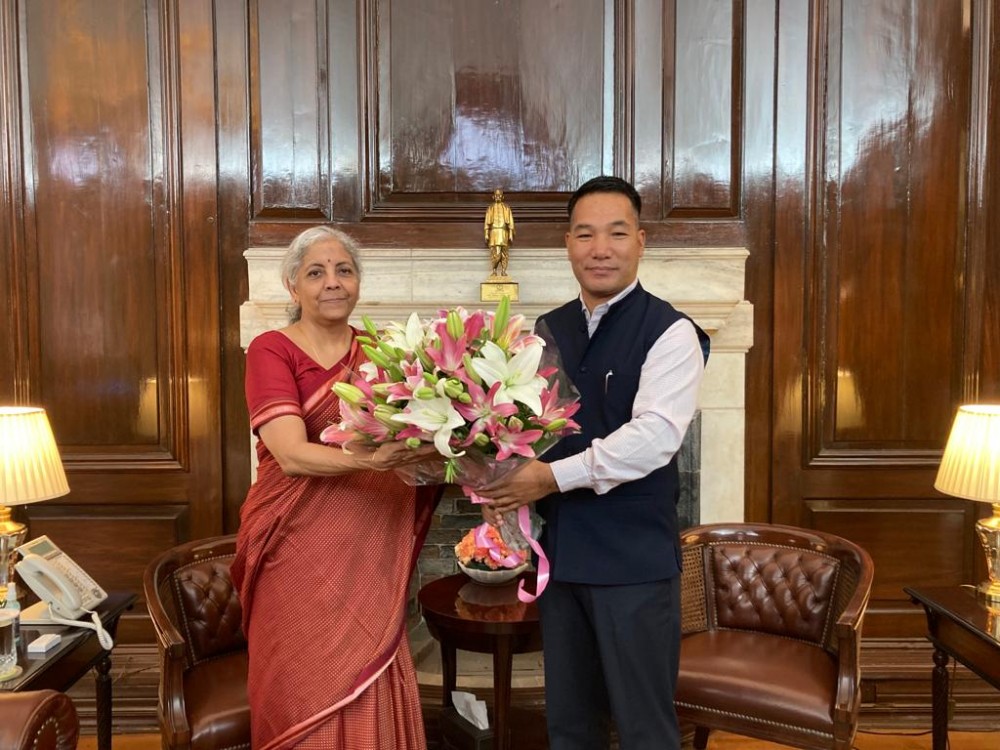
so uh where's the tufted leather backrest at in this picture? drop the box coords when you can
[709,541,841,646]
[170,553,246,668]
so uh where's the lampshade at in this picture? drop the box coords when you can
[934,404,1000,503]
[935,404,1000,606]
[0,406,69,505]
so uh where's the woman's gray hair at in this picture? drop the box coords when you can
[281,226,362,323]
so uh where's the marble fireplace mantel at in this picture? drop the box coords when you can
[241,246,752,522]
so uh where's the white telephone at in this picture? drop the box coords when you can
[14,535,113,649]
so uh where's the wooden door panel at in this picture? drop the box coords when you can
[26,1,162,449]
[1,0,222,634]
[774,0,999,640]
[820,0,967,454]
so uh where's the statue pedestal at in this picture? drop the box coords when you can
[480,276,519,302]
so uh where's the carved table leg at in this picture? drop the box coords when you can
[492,636,514,750]
[931,647,950,750]
[441,642,457,708]
[95,653,113,750]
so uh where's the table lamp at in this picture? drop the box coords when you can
[0,406,69,599]
[934,404,1000,605]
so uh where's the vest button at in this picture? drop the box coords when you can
[579,366,588,373]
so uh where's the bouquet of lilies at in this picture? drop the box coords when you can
[319,297,578,602]
[319,297,580,488]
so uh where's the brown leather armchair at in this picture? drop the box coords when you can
[0,689,79,750]
[676,523,874,750]
[143,535,250,750]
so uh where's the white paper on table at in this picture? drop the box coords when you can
[451,690,490,730]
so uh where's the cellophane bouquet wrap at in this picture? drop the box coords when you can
[319,297,580,600]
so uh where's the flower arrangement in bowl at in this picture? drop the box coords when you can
[455,523,529,585]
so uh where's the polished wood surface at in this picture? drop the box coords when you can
[1,0,224,651]
[906,587,1000,750]
[771,0,1000,646]
[419,573,543,750]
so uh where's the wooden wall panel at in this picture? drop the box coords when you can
[773,0,999,643]
[817,0,967,456]
[378,0,605,198]
[251,0,329,220]
[805,498,977,636]
[0,0,223,647]
[25,1,161,450]
[666,0,741,215]
[250,0,748,248]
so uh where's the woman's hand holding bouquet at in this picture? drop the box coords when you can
[320,297,580,601]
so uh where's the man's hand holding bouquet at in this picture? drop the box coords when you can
[319,297,580,602]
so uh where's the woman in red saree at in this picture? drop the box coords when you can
[232,226,437,749]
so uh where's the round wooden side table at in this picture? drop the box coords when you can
[418,572,543,750]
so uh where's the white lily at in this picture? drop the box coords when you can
[391,396,466,458]
[383,312,429,353]
[470,340,546,415]
[357,361,379,380]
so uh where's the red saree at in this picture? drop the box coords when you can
[231,330,435,750]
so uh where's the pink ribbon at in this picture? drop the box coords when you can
[514,504,549,603]
[461,486,550,603]
[473,523,523,568]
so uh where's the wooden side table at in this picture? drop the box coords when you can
[904,586,1000,750]
[0,592,135,750]
[418,573,543,750]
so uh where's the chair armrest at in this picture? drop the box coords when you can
[158,652,192,748]
[0,690,79,750]
[143,561,188,658]
[143,561,193,746]
[832,558,874,728]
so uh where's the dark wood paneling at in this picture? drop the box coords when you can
[25,504,189,590]
[24,0,159,448]
[247,0,747,238]
[250,0,330,220]
[664,0,742,215]
[217,0,253,533]
[0,3,25,402]
[805,498,976,627]
[379,0,605,197]
[0,0,223,647]
[817,0,968,456]
[772,0,998,646]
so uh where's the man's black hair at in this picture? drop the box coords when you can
[567,175,642,219]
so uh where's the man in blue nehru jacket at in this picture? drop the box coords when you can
[480,176,709,750]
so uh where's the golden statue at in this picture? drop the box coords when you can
[484,189,514,278]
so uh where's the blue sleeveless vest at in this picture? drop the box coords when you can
[535,284,709,585]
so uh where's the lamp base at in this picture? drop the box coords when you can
[975,504,1000,607]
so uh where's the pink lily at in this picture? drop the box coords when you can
[490,312,527,350]
[455,381,518,431]
[491,418,545,460]
[385,359,427,403]
[535,381,582,429]
[426,331,468,374]
[320,400,394,445]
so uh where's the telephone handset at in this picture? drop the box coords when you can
[14,535,113,649]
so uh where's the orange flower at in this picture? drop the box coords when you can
[454,524,524,570]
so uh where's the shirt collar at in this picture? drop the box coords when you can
[580,279,639,336]
[579,278,639,321]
